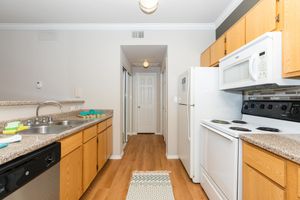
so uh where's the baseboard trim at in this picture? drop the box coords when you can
[155,132,162,135]
[127,132,138,136]
[166,154,179,159]
[109,151,124,160]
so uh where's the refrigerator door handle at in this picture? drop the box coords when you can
[179,103,188,106]
[178,103,195,107]
[187,76,191,141]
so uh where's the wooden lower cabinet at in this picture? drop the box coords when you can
[60,118,113,199]
[98,130,107,171]
[106,126,113,159]
[83,137,98,192]
[60,146,83,200]
[243,142,300,199]
[243,163,285,200]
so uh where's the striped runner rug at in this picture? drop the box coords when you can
[126,171,175,200]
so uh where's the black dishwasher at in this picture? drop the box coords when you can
[0,142,61,200]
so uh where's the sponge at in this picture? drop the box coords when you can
[4,121,21,130]
[2,122,29,135]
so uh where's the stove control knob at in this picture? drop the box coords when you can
[260,104,265,109]
[281,105,288,111]
[250,104,255,109]
[267,104,273,110]
[243,105,249,110]
[291,107,300,115]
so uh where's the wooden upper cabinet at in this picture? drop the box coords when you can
[226,18,246,54]
[245,0,278,43]
[210,35,226,66]
[282,0,300,77]
[200,48,211,67]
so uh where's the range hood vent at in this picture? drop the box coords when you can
[132,31,144,38]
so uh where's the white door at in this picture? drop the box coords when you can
[137,73,157,133]
[177,71,191,176]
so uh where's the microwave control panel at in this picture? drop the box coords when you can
[256,51,268,80]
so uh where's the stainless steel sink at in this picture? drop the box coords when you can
[20,119,89,135]
[20,125,73,134]
[52,120,86,126]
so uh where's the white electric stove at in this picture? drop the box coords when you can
[200,100,300,200]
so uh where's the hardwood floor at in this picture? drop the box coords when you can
[80,135,208,200]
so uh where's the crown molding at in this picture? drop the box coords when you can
[0,23,215,31]
[214,0,244,29]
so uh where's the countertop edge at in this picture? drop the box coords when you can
[240,134,300,165]
[0,114,113,165]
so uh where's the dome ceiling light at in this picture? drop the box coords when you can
[143,59,150,68]
[139,0,159,14]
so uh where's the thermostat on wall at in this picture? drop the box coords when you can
[36,81,43,89]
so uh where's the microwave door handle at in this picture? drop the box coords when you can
[249,54,259,81]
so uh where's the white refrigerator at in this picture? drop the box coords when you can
[177,67,242,183]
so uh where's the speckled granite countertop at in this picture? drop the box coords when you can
[241,134,300,164]
[0,110,113,165]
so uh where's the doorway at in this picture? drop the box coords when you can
[122,67,131,143]
[121,45,168,138]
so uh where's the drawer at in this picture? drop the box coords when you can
[243,142,286,187]
[97,121,107,133]
[60,132,83,158]
[106,118,113,127]
[83,125,97,143]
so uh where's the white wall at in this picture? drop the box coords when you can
[0,29,215,157]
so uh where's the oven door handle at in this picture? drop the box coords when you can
[201,123,235,142]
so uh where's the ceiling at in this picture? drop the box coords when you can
[0,0,238,24]
[122,45,167,68]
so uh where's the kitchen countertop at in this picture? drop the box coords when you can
[241,134,300,164]
[0,110,113,165]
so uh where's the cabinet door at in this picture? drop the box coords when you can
[243,163,285,200]
[210,35,226,66]
[245,0,277,43]
[83,137,97,192]
[60,146,83,200]
[282,0,300,77]
[106,126,113,159]
[226,18,246,54]
[98,130,107,171]
[200,48,211,67]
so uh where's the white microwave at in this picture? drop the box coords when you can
[219,32,300,90]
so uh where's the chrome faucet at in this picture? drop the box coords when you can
[35,101,63,122]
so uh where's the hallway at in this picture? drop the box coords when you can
[81,135,208,200]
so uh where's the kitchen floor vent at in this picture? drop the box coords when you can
[132,31,144,38]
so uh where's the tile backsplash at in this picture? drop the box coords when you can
[244,87,300,100]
